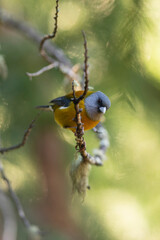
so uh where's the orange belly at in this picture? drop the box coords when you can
[54,100,99,131]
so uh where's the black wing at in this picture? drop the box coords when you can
[49,96,71,107]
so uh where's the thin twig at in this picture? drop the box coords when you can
[0,8,70,66]
[39,0,59,62]
[72,31,89,104]
[72,32,107,166]
[0,112,41,154]
[72,32,91,163]
[0,190,17,240]
[0,8,82,87]
[26,62,59,80]
[70,31,111,197]
[0,159,42,239]
[76,31,89,102]
[70,36,105,196]
[0,160,31,228]
[26,62,81,89]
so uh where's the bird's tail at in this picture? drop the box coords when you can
[35,105,53,112]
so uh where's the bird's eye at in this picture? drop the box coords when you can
[98,98,102,105]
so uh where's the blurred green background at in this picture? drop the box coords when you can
[0,0,160,239]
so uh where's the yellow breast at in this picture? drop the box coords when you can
[54,100,99,131]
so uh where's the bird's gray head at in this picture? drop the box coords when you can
[85,91,111,121]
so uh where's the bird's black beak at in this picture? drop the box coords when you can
[99,106,106,114]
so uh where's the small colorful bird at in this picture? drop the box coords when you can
[37,91,111,131]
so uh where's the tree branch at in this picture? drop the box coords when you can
[0,160,30,228]
[0,8,70,66]
[92,123,110,164]
[72,32,90,163]
[76,31,89,102]
[39,0,59,62]
[0,190,17,240]
[0,159,42,239]
[0,112,41,154]
[26,62,59,79]
[0,8,82,87]
[70,33,110,197]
